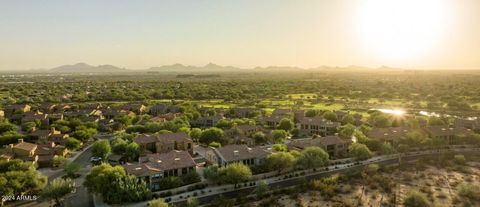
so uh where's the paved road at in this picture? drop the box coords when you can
[12,141,97,207]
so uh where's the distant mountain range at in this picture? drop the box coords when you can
[44,62,402,73]
[50,63,127,73]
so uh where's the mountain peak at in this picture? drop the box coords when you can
[50,63,125,73]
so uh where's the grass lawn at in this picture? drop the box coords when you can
[308,103,344,111]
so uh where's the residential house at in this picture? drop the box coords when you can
[288,136,351,159]
[121,103,147,114]
[224,125,259,146]
[151,113,182,122]
[4,104,31,118]
[293,109,305,122]
[261,115,283,128]
[10,139,37,158]
[39,103,57,113]
[230,108,256,118]
[101,109,134,119]
[424,126,473,145]
[296,117,340,137]
[28,128,61,142]
[190,115,224,128]
[52,104,71,113]
[134,132,194,155]
[367,126,414,144]
[48,113,64,122]
[35,142,68,167]
[205,144,270,167]
[22,113,49,128]
[50,133,70,146]
[454,118,480,132]
[123,150,196,191]
[149,104,180,116]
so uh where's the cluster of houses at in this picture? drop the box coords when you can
[367,124,475,145]
[2,102,480,192]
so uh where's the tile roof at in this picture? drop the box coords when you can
[13,142,37,152]
[214,144,269,163]
[367,127,412,141]
[125,150,196,176]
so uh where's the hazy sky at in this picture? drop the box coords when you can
[1,0,479,70]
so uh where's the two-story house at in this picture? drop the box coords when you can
[288,135,350,159]
[296,117,340,137]
[123,150,196,191]
[134,132,194,155]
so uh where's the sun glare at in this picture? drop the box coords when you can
[378,109,405,116]
[356,0,452,62]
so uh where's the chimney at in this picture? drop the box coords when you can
[18,139,24,143]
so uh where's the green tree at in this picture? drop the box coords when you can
[21,122,36,132]
[266,152,295,173]
[41,178,75,206]
[189,128,202,141]
[372,114,391,128]
[296,147,329,169]
[148,198,168,207]
[403,191,431,207]
[219,163,252,187]
[405,130,428,147]
[255,181,269,198]
[365,164,380,175]
[0,159,47,201]
[199,127,224,144]
[65,137,82,150]
[277,118,294,131]
[427,117,445,126]
[209,141,221,148]
[253,131,267,144]
[341,114,355,125]
[338,124,356,139]
[454,154,466,165]
[73,128,97,142]
[64,162,80,178]
[92,140,111,160]
[348,143,373,161]
[380,142,396,155]
[187,197,199,207]
[0,122,16,134]
[272,144,288,152]
[125,142,139,161]
[84,163,150,204]
[53,155,67,168]
[271,129,288,143]
[323,111,338,122]
[111,138,128,154]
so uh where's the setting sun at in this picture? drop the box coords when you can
[356,0,452,62]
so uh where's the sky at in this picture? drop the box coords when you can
[0,0,479,70]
